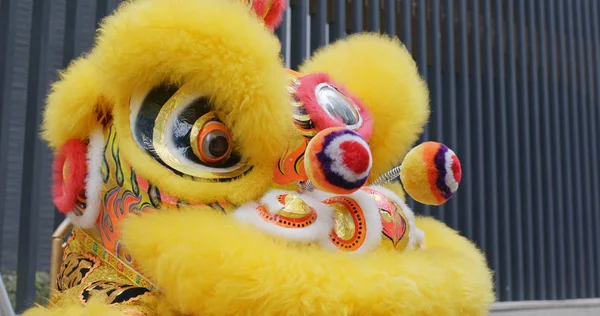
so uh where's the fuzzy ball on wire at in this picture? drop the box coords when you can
[304,127,372,195]
[399,141,461,205]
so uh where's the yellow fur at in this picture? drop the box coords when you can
[34,1,494,314]
[41,0,293,204]
[299,33,430,181]
[122,209,494,316]
[384,180,407,201]
[41,57,106,149]
[23,298,124,316]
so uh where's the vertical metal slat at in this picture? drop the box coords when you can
[106,0,119,12]
[574,0,598,298]
[329,0,346,42]
[0,0,18,266]
[400,0,412,209]
[444,0,457,227]
[351,0,363,33]
[516,0,535,300]
[384,0,395,36]
[536,0,557,300]
[470,0,486,256]
[494,0,511,301]
[290,0,309,69]
[557,0,577,299]
[62,0,78,67]
[15,0,52,311]
[417,1,427,83]
[96,0,108,27]
[457,0,473,241]
[416,0,429,216]
[310,0,327,52]
[505,0,524,301]
[428,0,441,219]
[546,0,567,300]
[582,0,598,298]
[574,0,594,298]
[564,0,586,298]
[527,0,546,300]
[588,0,600,297]
[276,5,291,67]
[401,0,412,52]
[482,0,500,298]
[368,0,380,32]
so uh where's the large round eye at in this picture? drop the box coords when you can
[129,85,251,180]
[190,114,232,165]
[315,83,361,129]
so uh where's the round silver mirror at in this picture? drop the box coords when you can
[315,83,362,130]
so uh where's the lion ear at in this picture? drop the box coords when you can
[299,33,430,177]
[42,56,109,150]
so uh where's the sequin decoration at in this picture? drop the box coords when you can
[288,72,318,137]
[78,229,157,292]
[323,196,365,251]
[80,281,152,305]
[57,253,100,292]
[257,194,317,228]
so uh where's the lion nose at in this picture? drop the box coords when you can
[304,127,373,194]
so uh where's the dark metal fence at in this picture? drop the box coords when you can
[1,0,599,312]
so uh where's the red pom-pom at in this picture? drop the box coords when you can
[251,0,287,31]
[305,127,372,194]
[52,139,87,214]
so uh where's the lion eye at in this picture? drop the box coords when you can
[190,114,232,165]
[129,85,250,180]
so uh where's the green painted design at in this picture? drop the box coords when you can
[101,156,110,183]
[130,168,139,196]
[101,127,113,183]
[110,126,124,186]
[115,148,124,186]
[148,185,161,208]
[208,202,226,213]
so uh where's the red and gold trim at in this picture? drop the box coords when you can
[75,228,158,293]
[257,194,318,228]
[323,196,366,251]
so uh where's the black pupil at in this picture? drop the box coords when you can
[209,135,229,158]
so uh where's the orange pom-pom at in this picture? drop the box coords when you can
[304,127,372,194]
[400,142,461,205]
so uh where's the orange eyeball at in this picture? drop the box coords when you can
[304,127,372,194]
[191,118,232,165]
[400,142,462,205]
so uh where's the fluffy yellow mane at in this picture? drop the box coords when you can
[24,0,494,315]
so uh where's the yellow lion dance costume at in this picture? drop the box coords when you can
[24,0,494,315]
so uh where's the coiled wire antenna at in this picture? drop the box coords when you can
[371,165,402,186]
[297,164,402,193]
